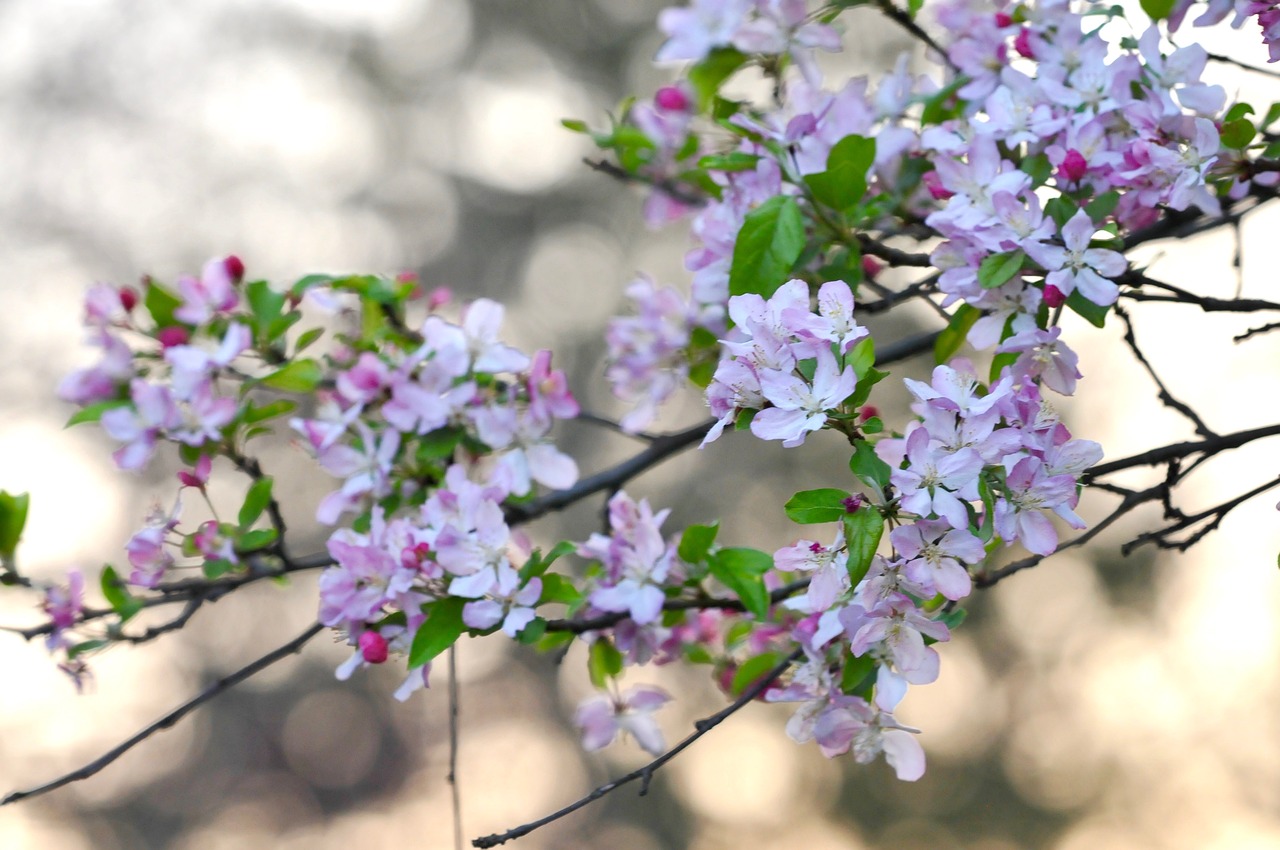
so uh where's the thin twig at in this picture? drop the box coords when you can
[471,647,804,848]
[583,158,706,207]
[1206,51,1280,79]
[1114,305,1216,439]
[1083,422,1280,481]
[873,0,954,67]
[449,644,463,850]
[1122,475,1280,554]
[2,621,325,806]
[1233,320,1280,343]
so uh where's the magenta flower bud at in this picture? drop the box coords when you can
[223,255,245,284]
[119,286,139,312]
[156,326,190,348]
[922,171,953,201]
[654,85,691,113]
[1059,149,1087,183]
[1014,27,1034,58]
[842,494,865,513]
[994,11,1013,26]
[861,256,883,280]
[859,405,879,422]
[1043,283,1066,308]
[359,630,389,664]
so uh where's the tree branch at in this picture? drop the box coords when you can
[470,647,804,848]
[1082,422,1280,481]
[1114,304,1216,439]
[2,621,325,806]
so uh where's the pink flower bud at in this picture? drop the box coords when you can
[223,255,245,284]
[843,494,865,513]
[1014,27,1034,58]
[654,85,691,113]
[1043,284,1066,308]
[1059,149,1087,183]
[427,286,452,311]
[156,326,190,348]
[995,11,1013,26]
[119,286,139,312]
[859,405,879,421]
[861,256,883,280]
[922,170,953,201]
[359,631,389,664]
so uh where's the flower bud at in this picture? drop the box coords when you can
[654,85,691,113]
[156,326,190,348]
[1043,284,1066,308]
[1059,149,1087,183]
[119,286,139,312]
[1014,27,1034,58]
[223,255,245,284]
[359,630,389,664]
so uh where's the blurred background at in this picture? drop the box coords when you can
[2,1,1280,847]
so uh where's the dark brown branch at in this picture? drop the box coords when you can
[1206,51,1280,79]
[1122,475,1280,555]
[2,621,325,806]
[583,158,706,207]
[1083,423,1280,481]
[873,0,954,67]
[471,647,804,848]
[1234,320,1280,343]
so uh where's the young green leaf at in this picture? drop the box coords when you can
[0,490,30,559]
[842,508,884,586]
[261,359,324,393]
[977,250,1025,289]
[849,441,892,494]
[238,476,274,531]
[588,638,625,688]
[728,195,806,298]
[730,651,782,695]
[804,134,876,214]
[678,522,720,564]
[784,488,854,524]
[708,548,772,619]
[408,597,468,668]
[934,304,981,364]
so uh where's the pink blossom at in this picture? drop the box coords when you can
[574,685,672,755]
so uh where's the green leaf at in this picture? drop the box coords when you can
[688,48,748,111]
[840,651,876,697]
[1065,288,1111,328]
[921,78,965,126]
[731,651,781,696]
[936,606,967,631]
[934,304,981,364]
[202,558,235,579]
[907,0,924,16]
[516,617,547,644]
[237,528,278,553]
[1220,118,1256,150]
[416,427,463,462]
[408,597,468,668]
[246,280,287,337]
[294,327,325,354]
[1084,190,1121,223]
[842,508,883,586]
[1140,0,1175,19]
[520,540,577,581]
[1044,195,1078,228]
[698,152,761,172]
[561,118,589,133]
[238,477,274,530]
[1225,102,1255,123]
[1020,153,1053,187]
[847,336,876,381]
[261,359,324,393]
[100,565,143,622]
[678,522,720,564]
[785,488,854,524]
[728,196,806,298]
[0,491,29,559]
[989,350,1019,384]
[242,399,296,425]
[65,399,129,428]
[588,639,624,688]
[977,249,1025,289]
[144,282,182,329]
[708,548,772,619]
[849,440,892,494]
[804,134,876,214]
[538,573,583,606]
[1262,102,1280,130]
[67,639,108,659]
